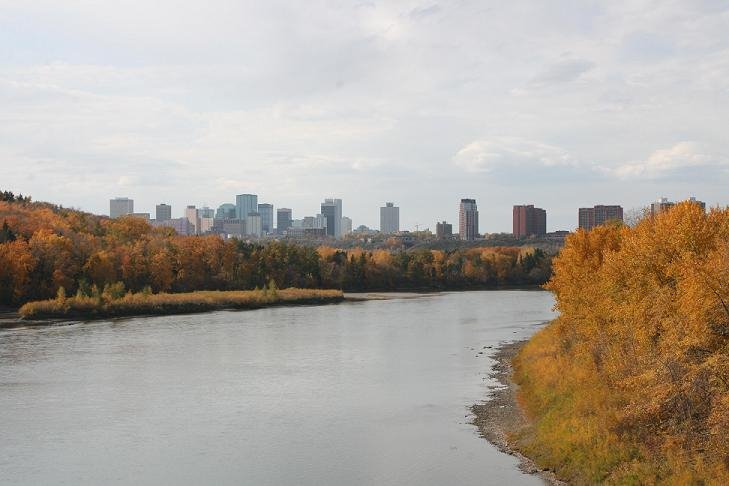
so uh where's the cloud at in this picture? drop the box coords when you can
[608,142,729,179]
[528,58,596,88]
[452,137,579,173]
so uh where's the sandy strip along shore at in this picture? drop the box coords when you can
[471,340,565,485]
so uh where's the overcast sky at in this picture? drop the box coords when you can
[1,0,728,232]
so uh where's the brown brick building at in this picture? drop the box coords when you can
[578,205,623,230]
[513,205,547,238]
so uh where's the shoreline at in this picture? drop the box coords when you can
[471,340,564,485]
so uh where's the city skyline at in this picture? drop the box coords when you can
[3,2,728,232]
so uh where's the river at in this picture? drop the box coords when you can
[0,290,555,485]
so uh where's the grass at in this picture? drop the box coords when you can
[19,287,344,320]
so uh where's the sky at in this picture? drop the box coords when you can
[1,0,728,232]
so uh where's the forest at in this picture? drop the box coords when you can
[0,192,551,306]
[514,202,729,484]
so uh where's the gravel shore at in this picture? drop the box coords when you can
[471,340,564,485]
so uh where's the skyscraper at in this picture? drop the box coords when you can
[246,212,262,237]
[110,197,134,219]
[513,205,547,238]
[436,221,452,239]
[258,203,274,234]
[650,197,674,216]
[236,194,258,220]
[459,199,478,241]
[216,203,236,219]
[155,203,172,221]
[321,198,342,238]
[380,202,400,234]
[341,216,352,236]
[185,205,199,235]
[197,206,215,219]
[578,205,623,230]
[277,208,292,234]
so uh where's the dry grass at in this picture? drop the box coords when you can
[19,287,344,320]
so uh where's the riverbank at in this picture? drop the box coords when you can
[17,288,344,321]
[471,340,563,485]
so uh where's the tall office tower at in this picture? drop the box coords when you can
[197,206,215,219]
[578,205,623,230]
[314,214,326,229]
[380,202,400,234]
[513,205,547,238]
[185,205,199,235]
[258,203,274,234]
[216,203,237,219]
[110,197,134,219]
[650,197,675,217]
[436,221,452,239]
[236,194,258,220]
[277,208,292,234]
[155,203,172,221]
[246,212,262,237]
[321,198,343,238]
[459,199,479,241]
[341,216,352,236]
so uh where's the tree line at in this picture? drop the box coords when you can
[513,201,729,483]
[0,194,551,306]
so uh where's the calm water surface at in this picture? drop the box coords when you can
[0,290,555,485]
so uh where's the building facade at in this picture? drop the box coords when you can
[380,202,400,234]
[185,205,199,235]
[578,205,623,230]
[341,216,352,236]
[513,205,547,238]
[130,213,150,220]
[321,198,343,238]
[436,221,453,239]
[459,199,478,241]
[258,203,274,234]
[155,203,172,221]
[236,194,258,220]
[110,197,134,219]
[246,212,262,237]
[277,208,292,234]
[216,203,236,219]
[152,217,192,236]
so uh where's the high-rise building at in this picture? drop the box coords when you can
[277,208,292,234]
[650,197,674,216]
[436,221,452,239]
[110,197,134,219]
[341,216,352,236]
[459,199,479,241]
[216,203,237,219]
[185,205,199,235]
[578,205,623,230]
[258,203,274,234]
[513,205,547,238]
[314,214,328,230]
[152,217,192,236]
[155,203,172,221]
[246,212,262,237]
[197,206,215,219]
[380,202,400,234]
[688,196,706,212]
[236,194,258,220]
[321,198,343,238]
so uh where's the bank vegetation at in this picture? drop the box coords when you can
[513,202,729,484]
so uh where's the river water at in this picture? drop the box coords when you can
[0,290,555,485]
